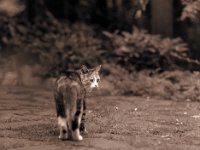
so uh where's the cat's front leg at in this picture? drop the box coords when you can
[71,100,83,141]
[80,100,88,135]
[80,123,88,135]
[80,114,88,134]
[71,115,83,141]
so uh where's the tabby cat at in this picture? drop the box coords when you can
[54,65,101,141]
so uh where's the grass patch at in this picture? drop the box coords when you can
[102,64,200,101]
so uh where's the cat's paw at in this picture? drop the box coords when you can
[80,124,88,135]
[72,134,83,141]
[58,134,68,140]
[81,128,88,135]
[72,130,83,141]
[76,135,83,141]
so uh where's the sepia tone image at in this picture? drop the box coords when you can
[0,0,200,149]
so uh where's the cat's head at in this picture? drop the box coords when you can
[79,65,101,91]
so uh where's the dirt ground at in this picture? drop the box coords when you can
[1,86,200,150]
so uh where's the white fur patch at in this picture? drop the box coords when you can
[58,117,67,127]
[72,129,83,141]
[90,77,99,88]
[59,127,68,140]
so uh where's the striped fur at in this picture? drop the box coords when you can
[54,65,101,141]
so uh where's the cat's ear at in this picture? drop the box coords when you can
[95,65,101,72]
[80,65,89,74]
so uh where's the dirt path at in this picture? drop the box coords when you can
[0,86,200,150]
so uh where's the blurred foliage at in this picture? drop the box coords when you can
[178,0,200,59]
[180,0,200,22]
[106,67,200,101]
[0,15,102,77]
[182,24,200,59]
[1,16,200,77]
[0,0,25,16]
[103,28,200,71]
[0,0,200,101]
[0,0,200,77]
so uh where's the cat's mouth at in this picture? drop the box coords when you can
[85,86,98,93]
[91,86,100,92]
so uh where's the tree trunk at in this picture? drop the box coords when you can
[151,0,173,37]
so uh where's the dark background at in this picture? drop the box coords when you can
[0,0,200,73]
[0,0,200,99]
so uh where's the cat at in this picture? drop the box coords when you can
[54,65,101,141]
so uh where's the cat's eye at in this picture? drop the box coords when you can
[90,79,94,82]
[97,79,100,82]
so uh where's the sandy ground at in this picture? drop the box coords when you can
[1,86,200,150]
